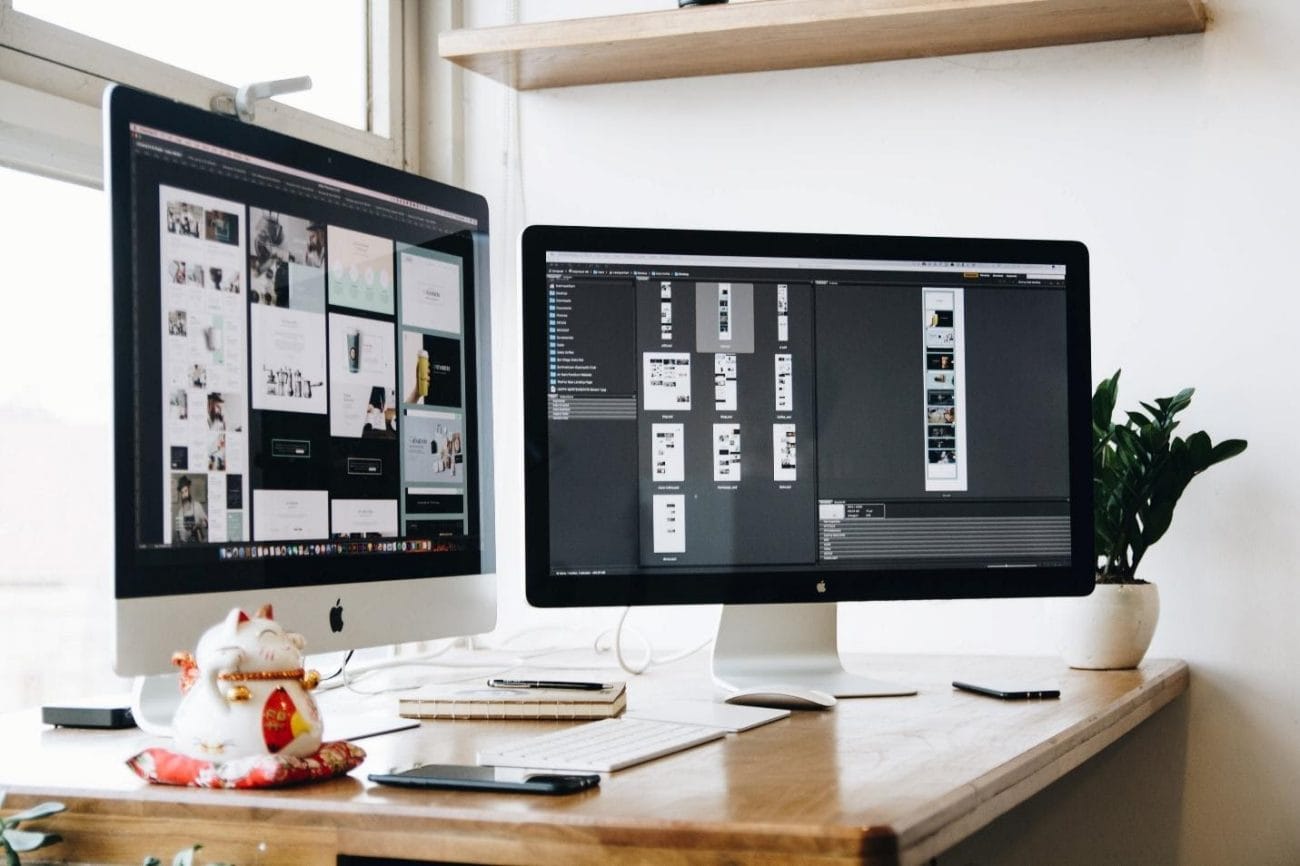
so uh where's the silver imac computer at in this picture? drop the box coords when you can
[106,85,495,729]
[521,226,1093,697]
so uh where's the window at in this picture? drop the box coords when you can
[0,0,425,711]
[0,166,127,712]
[0,0,405,167]
[12,0,375,134]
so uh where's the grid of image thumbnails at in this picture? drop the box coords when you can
[159,184,469,556]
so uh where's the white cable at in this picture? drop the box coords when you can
[318,626,613,695]
[337,663,496,697]
[594,608,714,676]
[320,603,716,694]
[611,607,651,674]
[322,634,611,695]
[492,624,589,652]
[314,646,517,694]
[651,639,714,666]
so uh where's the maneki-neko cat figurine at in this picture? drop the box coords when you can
[171,605,324,760]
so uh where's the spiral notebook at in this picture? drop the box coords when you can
[397,683,627,720]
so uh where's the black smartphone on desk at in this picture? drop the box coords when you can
[952,681,1061,700]
[368,763,600,795]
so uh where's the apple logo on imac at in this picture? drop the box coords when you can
[329,598,345,633]
[815,579,827,594]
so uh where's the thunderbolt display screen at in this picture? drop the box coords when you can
[522,228,1093,607]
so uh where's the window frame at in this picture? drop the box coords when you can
[0,0,415,186]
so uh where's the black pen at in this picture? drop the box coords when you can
[487,678,611,691]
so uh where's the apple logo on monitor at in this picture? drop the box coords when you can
[815,579,827,594]
[329,598,344,633]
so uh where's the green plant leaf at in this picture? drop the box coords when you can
[2,829,62,852]
[4,840,20,866]
[1184,431,1211,467]
[1092,370,1120,430]
[3,802,65,824]
[173,844,202,866]
[1112,426,1140,453]
[1140,500,1177,548]
[1209,438,1248,465]
[144,858,163,866]
[1168,387,1195,413]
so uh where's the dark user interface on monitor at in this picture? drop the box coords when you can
[127,123,477,572]
[544,252,1071,575]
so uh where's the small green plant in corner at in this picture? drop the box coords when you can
[1092,370,1248,584]
[0,800,65,865]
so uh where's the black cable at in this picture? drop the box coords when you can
[319,650,354,682]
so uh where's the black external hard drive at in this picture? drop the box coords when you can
[42,703,136,729]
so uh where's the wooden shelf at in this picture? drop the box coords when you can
[439,0,1207,91]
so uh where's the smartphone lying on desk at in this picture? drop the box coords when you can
[952,680,1061,700]
[368,763,600,795]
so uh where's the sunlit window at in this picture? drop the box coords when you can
[0,166,127,712]
[12,0,374,133]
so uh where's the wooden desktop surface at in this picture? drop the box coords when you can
[0,654,1187,866]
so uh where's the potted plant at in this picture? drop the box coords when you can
[1056,370,1248,669]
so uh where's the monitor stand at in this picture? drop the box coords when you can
[711,603,917,697]
[133,673,181,736]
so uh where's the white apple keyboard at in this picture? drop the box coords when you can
[477,717,727,773]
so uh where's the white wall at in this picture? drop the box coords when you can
[461,2,1299,863]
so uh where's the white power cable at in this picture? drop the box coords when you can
[318,606,714,695]
[594,607,713,675]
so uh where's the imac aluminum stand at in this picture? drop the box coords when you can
[132,673,181,736]
[711,603,916,697]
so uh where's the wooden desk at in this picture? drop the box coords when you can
[0,655,1187,866]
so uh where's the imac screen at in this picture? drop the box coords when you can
[111,88,485,600]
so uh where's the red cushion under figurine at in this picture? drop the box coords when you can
[127,740,365,788]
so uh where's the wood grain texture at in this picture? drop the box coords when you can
[0,655,1187,865]
[437,0,1208,90]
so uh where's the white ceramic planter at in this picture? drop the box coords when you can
[1053,581,1160,670]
